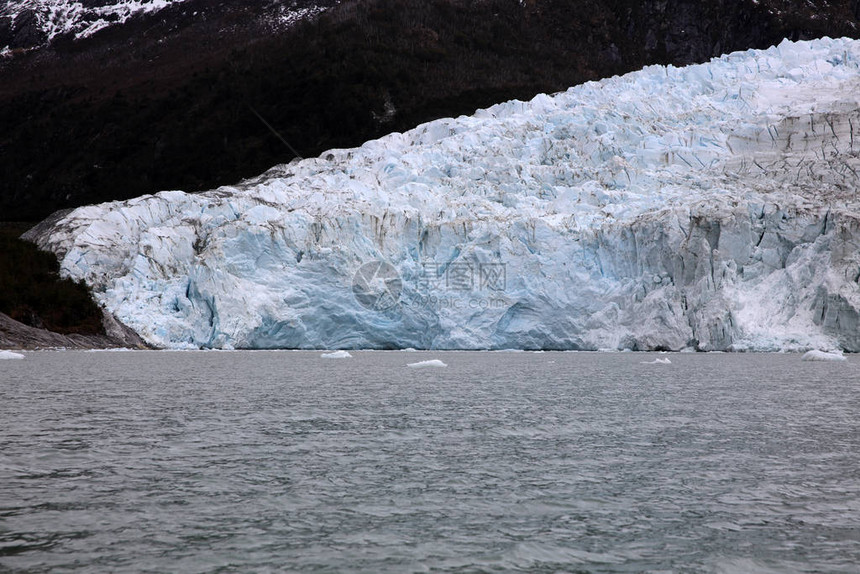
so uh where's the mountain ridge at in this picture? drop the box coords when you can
[3,0,860,221]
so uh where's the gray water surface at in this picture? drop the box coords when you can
[1,351,859,573]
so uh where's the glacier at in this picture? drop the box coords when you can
[27,37,860,351]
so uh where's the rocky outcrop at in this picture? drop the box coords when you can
[0,311,150,350]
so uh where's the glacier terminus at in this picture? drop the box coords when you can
[28,38,860,351]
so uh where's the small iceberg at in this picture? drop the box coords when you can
[321,350,352,359]
[641,357,671,365]
[407,359,447,368]
[801,350,847,362]
[0,350,25,360]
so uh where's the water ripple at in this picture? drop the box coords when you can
[1,351,858,572]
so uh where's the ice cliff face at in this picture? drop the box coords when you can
[29,38,860,351]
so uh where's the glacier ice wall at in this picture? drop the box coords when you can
[30,38,860,350]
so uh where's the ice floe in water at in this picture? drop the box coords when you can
[321,350,352,359]
[407,359,448,368]
[0,351,25,360]
[641,357,672,365]
[801,350,847,362]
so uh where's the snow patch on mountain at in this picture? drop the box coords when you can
[1,0,187,44]
[28,38,860,351]
[0,0,335,49]
[269,3,334,32]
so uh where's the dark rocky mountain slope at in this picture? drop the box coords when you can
[0,222,148,348]
[2,0,859,222]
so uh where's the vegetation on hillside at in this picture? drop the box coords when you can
[0,224,104,334]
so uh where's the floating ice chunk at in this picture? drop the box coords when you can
[641,357,672,364]
[321,350,352,359]
[801,350,847,362]
[407,359,447,368]
[0,351,25,360]
[85,348,135,352]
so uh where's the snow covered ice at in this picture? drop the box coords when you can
[28,38,860,351]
